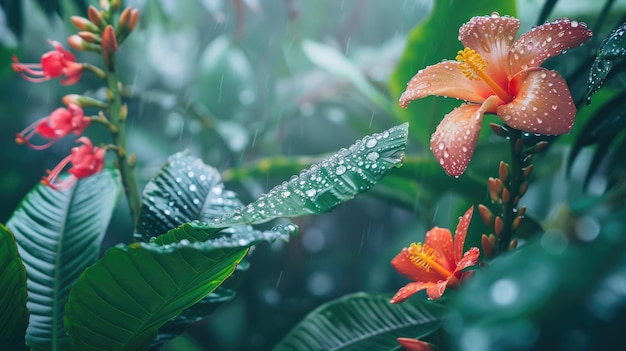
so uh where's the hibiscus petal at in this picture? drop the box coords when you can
[458,13,520,88]
[391,248,442,283]
[399,61,491,107]
[425,227,454,271]
[508,18,592,75]
[454,247,480,274]
[425,280,448,300]
[497,68,575,134]
[453,206,474,263]
[430,103,484,177]
[390,281,436,303]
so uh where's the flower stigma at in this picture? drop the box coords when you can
[456,48,511,103]
[407,243,452,278]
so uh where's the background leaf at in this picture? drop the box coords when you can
[6,169,120,350]
[211,123,408,227]
[273,292,446,351]
[64,225,293,351]
[0,224,28,350]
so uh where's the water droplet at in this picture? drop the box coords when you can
[189,184,197,192]
[438,142,445,150]
[335,165,347,175]
[365,138,377,148]
[366,152,379,161]
[175,177,182,183]
[187,171,195,178]
[281,190,291,198]
[306,189,317,197]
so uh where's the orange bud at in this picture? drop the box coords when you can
[88,5,105,28]
[522,164,534,179]
[481,234,494,258]
[488,177,503,203]
[129,152,136,166]
[494,216,503,236]
[130,9,140,30]
[63,94,108,108]
[70,16,98,32]
[102,25,118,54]
[501,188,510,204]
[478,204,494,227]
[78,31,100,43]
[527,141,549,154]
[512,215,523,232]
[515,138,523,153]
[499,161,509,184]
[489,123,508,138]
[509,238,518,250]
[68,35,101,52]
[120,103,128,120]
[518,206,526,217]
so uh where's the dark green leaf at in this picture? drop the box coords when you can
[388,0,517,145]
[210,123,408,226]
[0,224,28,350]
[0,0,22,38]
[586,22,626,103]
[64,225,291,351]
[136,151,242,241]
[273,292,446,351]
[6,169,120,350]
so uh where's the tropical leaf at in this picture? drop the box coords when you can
[210,123,408,227]
[136,151,243,241]
[0,224,29,350]
[301,39,394,116]
[64,224,292,351]
[388,0,517,145]
[273,292,446,351]
[586,21,626,103]
[6,169,120,350]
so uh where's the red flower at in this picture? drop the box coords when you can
[397,338,432,351]
[12,40,83,85]
[390,206,479,302]
[16,103,90,150]
[42,137,106,190]
[399,13,592,176]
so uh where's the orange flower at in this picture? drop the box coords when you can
[399,13,592,176]
[42,137,106,190]
[12,40,83,85]
[390,206,479,302]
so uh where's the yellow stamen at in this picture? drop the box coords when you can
[407,243,453,278]
[456,48,511,103]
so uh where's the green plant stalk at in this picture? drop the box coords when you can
[105,51,141,228]
[498,127,523,254]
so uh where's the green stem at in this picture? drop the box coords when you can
[498,128,523,253]
[104,51,141,228]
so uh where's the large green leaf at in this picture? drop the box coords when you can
[388,0,516,145]
[0,224,29,350]
[64,224,293,351]
[136,151,243,241]
[211,123,408,226]
[6,169,120,351]
[273,292,446,351]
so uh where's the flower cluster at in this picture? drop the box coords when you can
[13,3,139,190]
[399,12,592,176]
